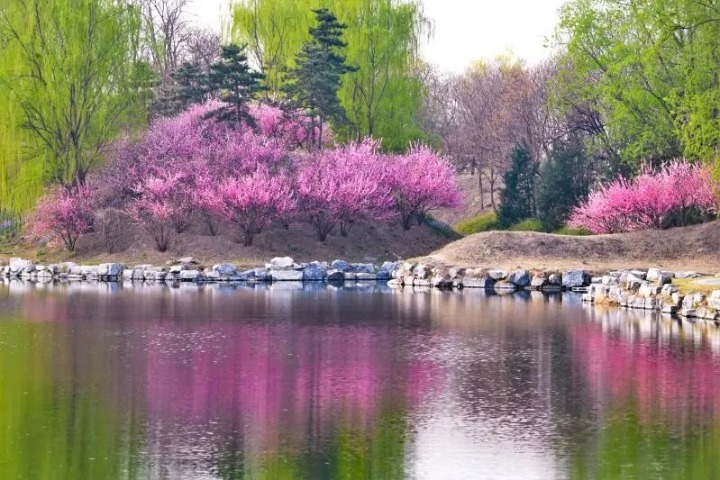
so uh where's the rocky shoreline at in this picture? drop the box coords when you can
[3,256,719,323]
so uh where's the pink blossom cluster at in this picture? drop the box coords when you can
[28,103,461,251]
[26,185,94,252]
[568,161,718,234]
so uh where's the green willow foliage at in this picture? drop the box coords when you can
[230,0,430,151]
[556,0,720,167]
[0,0,146,212]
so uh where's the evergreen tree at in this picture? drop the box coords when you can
[207,44,264,127]
[153,61,212,118]
[536,138,591,231]
[498,146,537,228]
[284,8,355,148]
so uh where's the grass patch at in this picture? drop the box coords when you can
[555,226,592,236]
[508,218,546,232]
[673,277,720,295]
[455,212,499,235]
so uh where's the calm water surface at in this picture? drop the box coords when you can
[1,281,720,480]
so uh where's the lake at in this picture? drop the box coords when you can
[1,281,719,480]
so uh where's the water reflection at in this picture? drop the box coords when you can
[1,281,720,479]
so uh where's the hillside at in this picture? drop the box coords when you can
[417,220,720,274]
[0,215,458,267]
[434,174,497,225]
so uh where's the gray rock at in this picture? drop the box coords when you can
[509,269,530,288]
[414,264,430,280]
[639,283,661,298]
[675,271,701,279]
[548,274,561,285]
[380,261,400,273]
[463,277,495,289]
[351,263,376,274]
[9,258,34,274]
[131,269,145,281]
[647,268,674,283]
[179,270,204,282]
[488,270,508,281]
[98,263,122,278]
[562,270,589,288]
[178,257,195,265]
[303,265,327,281]
[331,259,350,272]
[376,270,391,281]
[270,257,296,270]
[625,274,645,290]
[431,275,452,288]
[270,269,303,282]
[414,278,431,287]
[169,264,184,273]
[213,263,237,276]
[326,270,345,281]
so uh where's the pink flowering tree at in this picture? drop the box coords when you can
[250,103,330,149]
[26,185,94,252]
[128,173,183,252]
[297,141,394,241]
[569,161,718,234]
[218,168,295,246]
[387,146,462,230]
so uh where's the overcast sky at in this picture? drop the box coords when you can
[187,0,566,73]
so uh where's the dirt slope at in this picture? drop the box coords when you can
[418,221,720,274]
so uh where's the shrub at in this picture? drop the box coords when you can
[508,218,546,232]
[555,226,592,236]
[455,212,499,235]
[569,161,718,234]
[26,185,94,252]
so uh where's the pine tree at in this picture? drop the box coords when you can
[498,146,537,228]
[207,44,264,127]
[153,61,211,118]
[536,138,591,231]
[284,8,356,148]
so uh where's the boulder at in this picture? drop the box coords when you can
[638,283,661,298]
[254,268,270,281]
[98,263,122,278]
[303,264,327,281]
[531,276,549,289]
[169,264,184,273]
[270,257,296,270]
[625,274,645,290]
[179,270,204,282]
[331,260,350,272]
[351,263,376,274]
[213,263,237,276]
[463,277,495,289]
[131,269,146,281]
[562,270,589,289]
[376,270,391,281]
[270,269,303,282]
[431,275,453,288]
[414,264,430,280]
[548,274,562,285]
[509,270,530,288]
[647,268,674,283]
[380,261,400,273]
[9,258,34,274]
[488,270,508,281]
[326,270,345,282]
[709,291,720,310]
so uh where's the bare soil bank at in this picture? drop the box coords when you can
[0,216,457,268]
[417,221,720,274]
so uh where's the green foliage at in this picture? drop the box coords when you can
[155,61,211,118]
[455,212,499,235]
[284,8,355,147]
[0,0,146,207]
[536,138,591,231]
[508,218,546,232]
[230,0,429,150]
[555,0,720,168]
[207,44,265,127]
[498,146,537,228]
[555,226,592,236]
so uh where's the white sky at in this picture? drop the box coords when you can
[187,0,566,73]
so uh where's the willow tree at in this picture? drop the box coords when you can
[230,0,429,151]
[555,0,720,166]
[0,0,145,211]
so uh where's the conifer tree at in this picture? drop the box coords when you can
[498,146,537,227]
[207,44,264,127]
[284,8,355,149]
